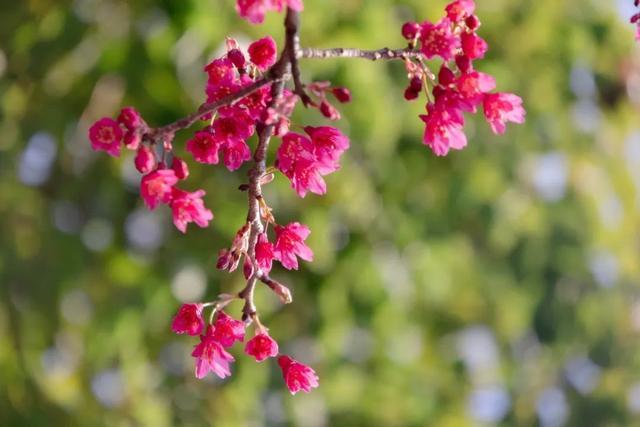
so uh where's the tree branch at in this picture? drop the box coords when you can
[283,9,312,106]
[148,76,280,142]
[298,47,422,61]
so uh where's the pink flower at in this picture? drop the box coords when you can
[215,106,254,137]
[237,80,272,120]
[170,188,213,233]
[245,332,279,362]
[186,129,222,164]
[278,355,319,395]
[211,311,245,348]
[274,222,313,270]
[236,0,303,24]
[460,32,488,59]
[482,92,526,134]
[276,132,327,197]
[420,103,467,156]
[140,169,178,209]
[192,326,235,379]
[221,139,250,171]
[456,71,496,100]
[171,303,205,336]
[419,19,459,61]
[304,126,350,173]
[134,145,156,174]
[248,36,277,71]
[204,57,235,87]
[445,0,475,22]
[88,118,123,157]
[236,0,270,24]
[255,233,276,273]
[117,107,143,130]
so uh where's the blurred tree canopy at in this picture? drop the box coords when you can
[1,0,640,426]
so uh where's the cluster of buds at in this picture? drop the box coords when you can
[304,81,352,121]
[172,303,318,394]
[400,0,526,156]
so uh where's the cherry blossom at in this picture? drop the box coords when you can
[88,118,122,157]
[278,355,319,394]
[172,303,205,336]
[192,326,235,379]
[245,332,279,362]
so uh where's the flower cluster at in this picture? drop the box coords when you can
[401,0,525,156]
[88,108,214,233]
[171,304,318,394]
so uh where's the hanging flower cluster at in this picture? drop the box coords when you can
[87,0,525,394]
[400,0,525,156]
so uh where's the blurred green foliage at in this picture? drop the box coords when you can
[1,0,640,425]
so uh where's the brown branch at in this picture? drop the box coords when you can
[147,76,279,142]
[283,10,312,106]
[298,47,422,61]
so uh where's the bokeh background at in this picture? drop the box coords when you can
[2,0,640,425]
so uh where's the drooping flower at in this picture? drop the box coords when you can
[276,132,327,197]
[254,233,275,273]
[88,118,123,157]
[170,188,214,233]
[278,355,319,394]
[171,303,205,336]
[192,326,235,379]
[134,145,156,174]
[482,92,526,134]
[420,103,468,156]
[419,19,459,61]
[222,138,252,171]
[248,36,278,71]
[456,71,496,100]
[245,332,279,362]
[274,222,313,270]
[140,169,179,209]
[186,129,223,164]
[211,311,245,348]
[304,126,350,173]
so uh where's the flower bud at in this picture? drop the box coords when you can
[331,87,352,103]
[401,21,420,40]
[319,100,340,120]
[438,66,455,86]
[134,145,157,174]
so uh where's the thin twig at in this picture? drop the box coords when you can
[298,47,422,61]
